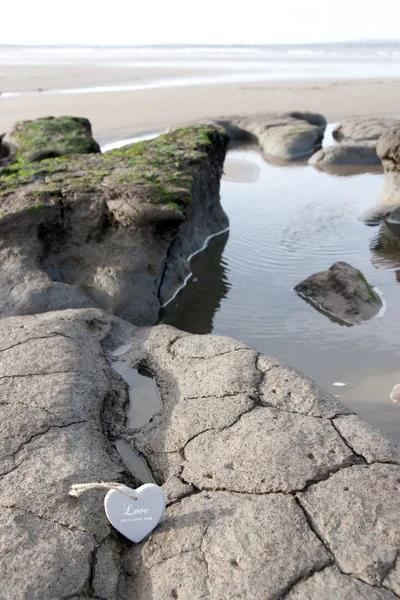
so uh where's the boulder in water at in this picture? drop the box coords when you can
[294,261,382,325]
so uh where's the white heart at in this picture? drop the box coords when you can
[104,483,166,543]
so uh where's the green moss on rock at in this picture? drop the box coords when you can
[0,124,229,214]
[357,270,381,304]
[8,116,100,163]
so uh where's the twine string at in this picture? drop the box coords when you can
[69,482,138,501]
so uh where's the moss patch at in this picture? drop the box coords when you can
[9,116,100,162]
[357,270,381,304]
[0,124,229,213]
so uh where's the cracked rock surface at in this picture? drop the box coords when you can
[0,308,399,599]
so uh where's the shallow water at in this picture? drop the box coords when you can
[114,439,155,484]
[2,44,400,97]
[161,146,400,442]
[111,362,162,429]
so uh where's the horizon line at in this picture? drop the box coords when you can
[0,39,400,49]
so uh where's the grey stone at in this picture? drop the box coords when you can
[286,565,398,599]
[309,141,379,169]
[181,407,355,493]
[92,537,122,600]
[123,492,330,600]
[298,464,400,585]
[257,355,351,418]
[0,508,94,600]
[333,415,400,464]
[384,556,400,596]
[294,261,382,325]
[333,117,400,142]
[227,113,324,161]
[0,309,398,598]
[173,111,326,161]
[377,127,400,209]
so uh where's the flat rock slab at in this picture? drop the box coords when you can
[182,407,355,493]
[123,492,330,600]
[298,464,400,587]
[0,308,399,599]
[286,566,398,599]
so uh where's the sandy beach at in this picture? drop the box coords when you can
[1,46,400,142]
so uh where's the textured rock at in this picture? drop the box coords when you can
[0,123,228,324]
[309,141,379,169]
[0,308,399,599]
[384,556,400,596]
[257,355,351,418]
[298,464,400,586]
[231,114,324,161]
[333,117,400,143]
[173,111,326,161]
[333,415,400,464]
[377,127,400,209]
[181,407,355,493]
[308,116,400,173]
[2,116,100,164]
[286,566,398,599]
[0,508,94,600]
[294,261,382,325]
[124,492,330,600]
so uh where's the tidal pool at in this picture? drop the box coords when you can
[161,145,400,442]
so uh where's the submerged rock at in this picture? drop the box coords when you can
[0,120,229,324]
[1,116,100,164]
[376,127,400,209]
[0,308,398,599]
[294,261,382,325]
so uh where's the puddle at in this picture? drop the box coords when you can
[112,362,162,429]
[114,439,155,484]
[111,343,133,357]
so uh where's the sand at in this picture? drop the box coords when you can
[1,62,400,144]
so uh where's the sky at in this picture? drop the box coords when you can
[3,0,400,46]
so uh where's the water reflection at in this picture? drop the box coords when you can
[111,362,162,429]
[370,221,400,275]
[159,147,400,441]
[160,231,230,334]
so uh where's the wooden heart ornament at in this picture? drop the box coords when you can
[104,483,166,543]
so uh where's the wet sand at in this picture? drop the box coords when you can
[1,66,400,143]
